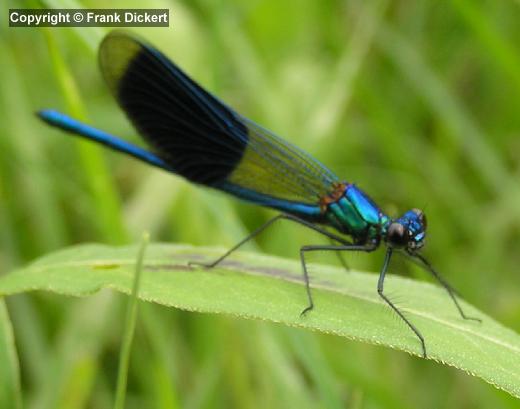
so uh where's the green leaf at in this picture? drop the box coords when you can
[1,243,519,399]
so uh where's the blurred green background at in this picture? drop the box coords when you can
[2,0,520,407]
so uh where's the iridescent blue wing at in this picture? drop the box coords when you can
[99,31,339,215]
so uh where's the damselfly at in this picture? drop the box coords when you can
[39,31,479,357]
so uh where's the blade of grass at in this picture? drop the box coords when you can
[450,0,520,96]
[255,326,316,408]
[41,0,103,51]
[123,173,183,238]
[114,233,149,409]
[7,296,51,403]
[139,305,181,408]
[0,300,22,409]
[42,29,127,244]
[307,0,388,142]
[56,358,97,409]
[375,23,510,195]
[29,292,114,409]
[0,40,68,253]
[285,329,345,409]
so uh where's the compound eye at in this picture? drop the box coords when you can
[411,208,427,229]
[387,222,407,247]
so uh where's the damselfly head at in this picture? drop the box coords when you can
[385,208,426,252]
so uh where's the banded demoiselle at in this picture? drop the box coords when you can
[38,31,479,358]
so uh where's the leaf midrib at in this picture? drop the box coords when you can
[13,256,520,356]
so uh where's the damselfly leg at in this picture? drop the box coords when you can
[406,251,481,322]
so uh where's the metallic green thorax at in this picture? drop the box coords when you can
[324,184,390,243]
